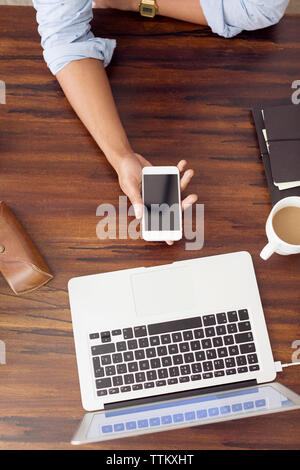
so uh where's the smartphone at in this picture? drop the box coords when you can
[142,166,182,241]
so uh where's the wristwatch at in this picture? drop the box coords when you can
[139,0,158,18]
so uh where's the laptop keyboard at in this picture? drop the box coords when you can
[89,309,259,398]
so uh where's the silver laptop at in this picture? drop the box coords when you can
[68,251,299,443]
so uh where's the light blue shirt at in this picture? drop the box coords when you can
[32,0,290,76]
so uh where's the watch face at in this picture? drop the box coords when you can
[140,5,156,17]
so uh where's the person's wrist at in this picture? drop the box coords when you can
[106,149,136,174]
[130,0,140,12]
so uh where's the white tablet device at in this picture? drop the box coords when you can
[142,166,182,242]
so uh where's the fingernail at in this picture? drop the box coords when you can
[134,203,143,219]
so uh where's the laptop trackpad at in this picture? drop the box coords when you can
[131,266,197,318]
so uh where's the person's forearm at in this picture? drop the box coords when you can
[56,58,132,172]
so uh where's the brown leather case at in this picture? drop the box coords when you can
[0,201,53,295]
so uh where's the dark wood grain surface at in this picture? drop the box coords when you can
[0,6,300,450]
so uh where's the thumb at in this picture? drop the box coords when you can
[126,184,143,219]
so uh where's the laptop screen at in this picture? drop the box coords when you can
[72,383,300,444]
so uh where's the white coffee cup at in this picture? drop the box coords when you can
[260,196,300,260]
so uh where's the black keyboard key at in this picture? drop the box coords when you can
[105,366,116,376]
[146,370,157,381]
[238,321,251,332]
[205,327,215,337]
[148,317,202,335]
[169,366,180,377]
[158,368,168,379]
[228,345,239,356]
[134,349,145,360]
[247,354,258,364]
[101,331,111,343]
[227,311,238,322]
[144,382,154,389]
[226,368,236,375]
[227,324,237,334]
[201,339,212,349]
[139,360,150,370]
[101,355,112,366]
[123,328,133,339]
[172,332,182,342]
[135,372,146,383]
[235,332,253,344]
[150,358,161,369]
[191,374,202,381]
[96,378,112,389]
[168,378,178,385]
[191,363,202,373]
[173,354,183,365]
[146,348,156,358]
[214,359,224,370]
[236,355,247,366]
[213,337,223,348]
[157,346,168,356]
[123,351,134,362]
[238,309,249,321]
[161,334,171,344]
[128,362,138,373]
[179,342,190,353]
[224,335,234,346]
[124,374,134,384]
[183,330,193,340]
[94,367,104,378]
[127,339,138,350]
[214,370,225,377]
[203,372,213,379]
[109,388,119,394]
[180,364,191,375]
[90,333,99,340]
[249,364,260,371]
[138,337,149,348]
[216,325,226,336]
[194,329,204,339]
[240,343,256,354]
[117,363,127,374]
[217,347,228,358]
[121,386,131,393]
[112,353,122,364]
[134,325,147,338]
[238,367,248,374]
[195,351,205,361]
[132,384,143,390]
[97,389,108,396]
[116,341,127,352]
[150,336,160,346]
[91,343,115,356]
[206,349,217,360]
[190,340,201,351]
[179,376,190,383]
[216,312,227,324]
[184,353,194,363]
[113,376,123,386]
[112,329,121,336]
[203,315,216,326]
[168,344,179,355]
[225,357,236,368]
[161,357,172,367]
[203,361,213,372]
[156,380,167,387]
[93,356,101,370]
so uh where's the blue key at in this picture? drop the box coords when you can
[126,421,137,430]
[197,409,208,419]
[244,401,254,410]
[138,419,148,428]
[173,413,184,422]
[232,403,242,412]
[255,399,266,408]
[220,406,231,415]
[101,425,113,433]
[114,423,125,432]
[150,417,160,426]
[162,415,172,425]
[185,411,196,421]
[208,407,219,417]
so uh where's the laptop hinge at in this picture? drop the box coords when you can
[104,379,258,411]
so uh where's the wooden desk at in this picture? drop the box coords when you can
[0,6,300,450]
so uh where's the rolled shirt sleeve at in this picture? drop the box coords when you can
[200,0,290,38]
[32,0,116,75]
